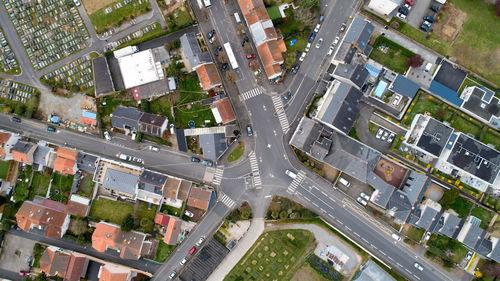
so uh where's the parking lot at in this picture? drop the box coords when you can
[335,173,373,205]
[179,238,230,281]
[3,0,90,69]
[396,0,443,32]
[0,233,36,273]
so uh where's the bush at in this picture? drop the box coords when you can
[120,214,134,232]
[279,210,288,219]
[171,39,181,49]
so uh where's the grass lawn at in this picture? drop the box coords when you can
[481,129,500,150]
[449,197,473,219]
[225,229,314,281]
[228,142,245,163]
[50,173,74,203]
[0,160,11,179]
[274,7,313,62]
[155,241,177,262]
[368,122,379,135]
[78,174,95,198]
[149,95,174,124]
[13,165,32,202]
[160,203,184,217]
[470,206,495,230]
[267,6,281,20]
[369,36,415,73]
[451,115,482,138]
[176,74,204,105]
[90,198,134,224]
[89,0,151,34]
[407,225,425,242]
[29,170,52,200]
[427,233,468,265]
[403,92,448,126]
[174,103,215,129]
[165,5,194,30]
[98,92,137,128]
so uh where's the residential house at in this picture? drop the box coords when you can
[155,213,171,227]
[199,133,227,162]
[15,201,70,238]
[92,222,147,260]
[32,141,53,172]
[212,97,236,124]
[187,187,214,211]
[53,147,78,175]
[0,131,19,160]
[136,170,167,205]
[179,32,212,72]
[353,259,396,281]
[99,263,137,281]
[404,114,454,159]
[138,112,168,138]
[196,63,222,91]
[11,141,37,165]
[66,194,91,217]
[433,211,463,239]
[101,168,139,199]
[409,200,442,231]
[76,152,98,174]
[40,246,71,279]
[314,80,363,135]
[388,74,420,100]
[333,17,374,65]
[460,86,500,130]
[163,216,182,245]
[332,63,369,90]
[237,0,286,80]
[456,217,488,254]
[111,105,168,137]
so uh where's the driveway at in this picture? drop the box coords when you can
[407,0,432,28]
[0,233,36,273]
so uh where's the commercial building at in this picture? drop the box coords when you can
[117,49,164,89]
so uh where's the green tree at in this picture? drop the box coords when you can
[279,211,288,220]
[171,39,181,50]
[141,99,151,113]
[36,272,48,281]
[271,210,279,219]
[120,214,134,232]
[135,132,143,143]
[285,52,296,69]
[439,189,459,210]
[300,0,320,9]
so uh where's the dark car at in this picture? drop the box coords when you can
[243,36,249,42]
[207,29,215,39]
[291,64,299,75]
[246,53,256,59]
[282,91,292,103]
[11,116,21,123]
[420,23,430,32]
[398,7,409,15]
[241,38,246,46]
[202,160,213,167]
[246,125,253,136]
[423,16,435,23]
[308,32,316,43]
[430,5,439,13]
[319,15,324,23]
[191,157,201,163]
[46,125,56,132]
[221,63,228,71]
[215,45,222,56]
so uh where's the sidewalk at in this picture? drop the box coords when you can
[206,218,265,281]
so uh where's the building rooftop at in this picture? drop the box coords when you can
[76,152,98,173]
[92,222,145,260]
[333,63,369,89]
[343,17,375,52]
[196,63,222,91]
[461,86,500,126]
[390,74,420,98]
[33,143,51,167]
[354,259,396,281]
[180,32,212,70]
[457,220,487,251]
[92,56,115,96]
[214,97,236,124]
[433,60,467,93]
[102,168,139,196]
[434,211,463,239]
[187,187,213,211]
[447,133,500,184]
[138,170,167,195]
[416,115,454,157]
[333,41,357,64]
[111,105,142,132]
[118,49,164,89]
[199,133,227,162]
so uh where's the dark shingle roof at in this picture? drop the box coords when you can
[416,116,453,157]
[390,74,420,98]
[76,153,98,173]
[92,56,115,96]
[333,63,369,89]
[343,17,375,52]
[111,105,142,131]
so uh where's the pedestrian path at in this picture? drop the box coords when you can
[220,193,236,208]
[286,170,306,194]
[212,166,224,186]
[249,152,262,189]
[239,87,262,101]
[271,95,290,134]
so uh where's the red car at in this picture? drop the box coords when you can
[189,246,196,255]
[19,271,28,276]
[246,53,256,59]
[405,0,414,5]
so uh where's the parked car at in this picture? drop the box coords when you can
[73,0,81,6]
[180,257,188,265]
[246,124,253,136]
[396,12,407,20]
[46,125,56,132]
[291,64,299,75]
[209,37,215,44]
[221,63,228,71]
[423,16,435,23]
[430,5,440,13]
[405,0,414,5]
[376,128,384,139]
[340,23,346,32]
[299,52,306,62]
[424,231,431,241]
[332,36,340,46]
[465,251,473,261]
[207,29,215,39]
[246,53,256,59]
[149,145,159,152]
[104,131,112,141]
[305,43,311,52]
[241,36,249,46]
[387,133,396,143]
[420,23,430,32]
[414,262,423,271]
[381,131,390,141]
[282,91,292,102]
[202,160,213,167]
[19,271,29,277]
[11,116,21,123]
[189,246,197,255]
[308,32,316,43]
[314,24,321,33]
[398,7,409,15]
[403,3,412,11]
[356,197,368,206]
[191,157,201,162]
[327,46,334,56]
[360,192,370,201]
[168,271,176,279]
[315,38,323,48]
[195,236,205,246]
[215,45,222,56]
[319,15,324,23]
[392,233,402,241]
[184,210,194,218]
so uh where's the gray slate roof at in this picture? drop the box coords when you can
[416,116,453,157]
[199,133,227,162]
[390,74,420,98]
[333,63,369,89]
[434,212,462,239]
[111,105,142,131]
[413,205,440,230]
[76,152,98,173]
[92,56,115,96]
[353,259,396,281]
[138,170,167,195]
[12,141,34,154]
[102,168,139,196]
[343,17,375,52]
[488,239,500,263]
[180,32,212,69]
[33,144,51,167]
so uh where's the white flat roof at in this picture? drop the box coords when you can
[118,49,164,89]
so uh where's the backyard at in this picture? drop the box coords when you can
[50,173,74,203]
[369,36,415,73]
[29,170,52,200]
[174,103,215,129]
[175,74,205,105]
[0,160,11,179]
[449,197,473,219]
[224,229,314,281]
[155,241,177,262]
[13,166,32,202]
[89,0,151,34]
[470,206,496,230]
[98,91,137,128]
[406,225,424,242]
[426,233,468,269]
[164,4,194,31]
[146,95,174,125]
[77,174,95,198]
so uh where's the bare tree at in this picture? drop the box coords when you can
[225,71,236,83]
[201,8,209,21]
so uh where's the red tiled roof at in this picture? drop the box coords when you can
[15,201,68,238]
[66,201,89,217]
[187,187,212,210]
[92,222,145,260]
[215,98,236,124]
[81,117,97,126]
[163,217,181,245]
[155,213,171,227]
[196,63,221,91]
[65,254,88,281]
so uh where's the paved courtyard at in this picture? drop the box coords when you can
[0,233,36,273]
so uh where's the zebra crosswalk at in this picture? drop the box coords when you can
[220,193,236,208]
[240,87,262,101]
[272,95,290,133]
[212,166,224,186]
[286,170,306,194]
[249,152,262,188]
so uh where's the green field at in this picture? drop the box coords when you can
[149,96,174,125]
[90,198,135,224]
[89,0,151,34]
[369,36,415,73]
[50,173,74,203]
[174,103,215,129]
[228,142,245,163]
[0,160,11,179]
[225,229,314,281]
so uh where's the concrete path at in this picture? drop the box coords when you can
[206,218,265,281]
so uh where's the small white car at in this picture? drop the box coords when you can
[104,131,111,141]
[397,12,407,20]
[414,262,423,271]
[356,197,368,206]
[314,24,321,33]
[299,52,306,62]
[376,128,384,139]
[381,131,390,141]
[305,43,311,52]
[149,145,159,152]
[315,38,323,48]
[327,46,334,56]
[168,271,176,279]
[465,251,473,261]
[180,257,188,265]
[360,192,370,201]
[332,36,340,46]
[387,133,396,143]
[184,210,194,218]
[195,236,205,246]
[392,233,402,241]
[285,169,297,179]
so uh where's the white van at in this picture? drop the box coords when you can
[285,169,297,179]
[203,0,211,7]
[338,177,350,187]
[392,233,402,241]
[234,12,241,23]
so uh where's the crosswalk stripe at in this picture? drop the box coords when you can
[286,170,306,194]
[272,96,290,133]
[249,152,262,188]
[220,193,236,208]
[240,87,262,101]
[212,166,224,186]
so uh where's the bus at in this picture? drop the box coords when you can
[223,42,238,70]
